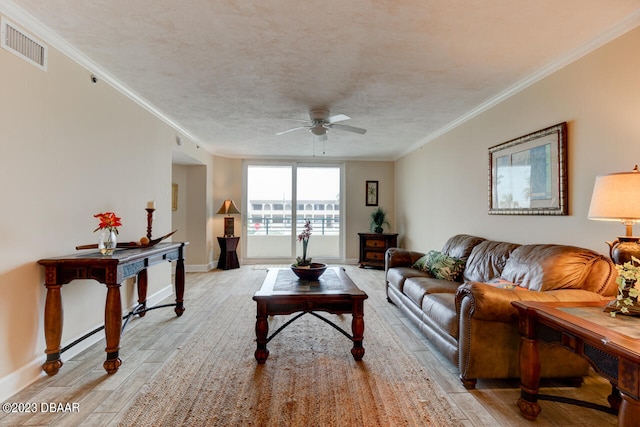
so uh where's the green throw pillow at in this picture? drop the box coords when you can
[413,250,466,281]
[412,254,429,271]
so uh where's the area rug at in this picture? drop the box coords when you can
[118,272,461,426]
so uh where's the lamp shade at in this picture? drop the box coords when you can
[588,166,640,222]
[216,199,241,215]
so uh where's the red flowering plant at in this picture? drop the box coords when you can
[93,212,122,234]
[294,219,313,266]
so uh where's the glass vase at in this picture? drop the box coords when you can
[98,229,117,255]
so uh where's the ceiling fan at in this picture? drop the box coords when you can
[276,109,367,141]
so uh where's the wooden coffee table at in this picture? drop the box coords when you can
[512,300,640,426]
[252,267,368,363]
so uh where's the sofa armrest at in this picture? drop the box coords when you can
[456,281,614,323]
[385,247,425,270]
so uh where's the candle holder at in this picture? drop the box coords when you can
[145,208,155,239]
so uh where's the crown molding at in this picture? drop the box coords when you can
[396,10,640,160]
[0,0,204,151]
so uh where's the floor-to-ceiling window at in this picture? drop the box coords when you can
[244,162,343,262]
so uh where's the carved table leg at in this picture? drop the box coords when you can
[42,283,64,376]
[608,383,621,412]
[174,257,185,316]
[136,268,148,317]
[517,335,542,420]
[103,283,122,374]
[619,391,640,427]
[351,300,365,361]
[254,302,269,363]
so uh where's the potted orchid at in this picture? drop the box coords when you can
[294,219,313,266]
[94,211,122,255]
[291,219,327,280]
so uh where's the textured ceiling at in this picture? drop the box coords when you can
[2,1,640,160]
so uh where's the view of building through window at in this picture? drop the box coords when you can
[245,164,341,259]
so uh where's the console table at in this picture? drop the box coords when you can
[358,233,398,269]
[37,242,188,376]
[512,300,640,426]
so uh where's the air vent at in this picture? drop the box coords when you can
[1,17,47,71]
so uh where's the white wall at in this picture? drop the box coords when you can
[213,156,243,260]
[0,13,213,400]
[395,26,640,254]
[344,161,395,262]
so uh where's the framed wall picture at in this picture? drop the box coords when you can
[488,122,568,215]
[172,183,178,211]
[366,180,378,206]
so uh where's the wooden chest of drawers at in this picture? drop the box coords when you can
[358,233,398,269]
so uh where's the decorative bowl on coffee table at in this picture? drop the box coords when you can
[290,263,328,281]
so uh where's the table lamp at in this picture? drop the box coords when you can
[217,199,241,237]
[588,165,640,264]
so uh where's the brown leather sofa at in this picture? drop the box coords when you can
[385,234,618,389]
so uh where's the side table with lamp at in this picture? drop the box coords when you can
[216,199,241,269]
[588,165,640,315]
[513,166,640,423]
[588,165,640,265]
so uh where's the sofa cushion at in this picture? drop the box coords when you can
[403,276,460,307]
[387,266,429,293]
[501,244,614,292]
[463,240,521,283]
[442,234,486,259]
[413,250,466,281]
[422,293,458,339]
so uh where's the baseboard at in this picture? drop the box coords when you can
[0,283,174,402]
[0,358,47,403]
[185,262,215,272]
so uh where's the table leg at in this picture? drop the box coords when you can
[619,391,640,427]
[351,300,365,361]
[254,302,269,363]
[517,335,542,420]
[103,283,122,374]
[42,284,64,376]
[218,246,228,270]
[136,269,148,317]
[175,257,185,316]
[608,383,621,412]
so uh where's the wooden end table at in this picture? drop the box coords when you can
[252,267,368,363]
[512,300,640,426]
[217,236,240,269]
[358,233,398,269]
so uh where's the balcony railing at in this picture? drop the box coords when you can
[247,216,340,236]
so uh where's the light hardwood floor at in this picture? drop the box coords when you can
[1,265,617,426]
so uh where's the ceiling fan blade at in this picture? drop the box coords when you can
[275,126,309,136]
[329,123,367,134]
[327,114,350,124]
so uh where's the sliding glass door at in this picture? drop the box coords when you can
[245,163,342,262]
[295,166,340,261]
[246,165,292,258]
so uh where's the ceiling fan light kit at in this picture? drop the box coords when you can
[310,124,326,136]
